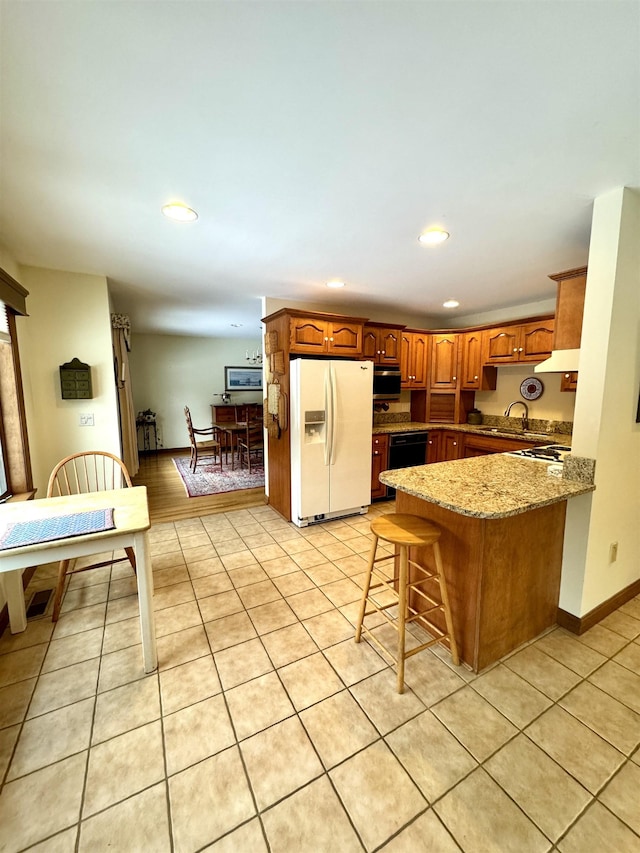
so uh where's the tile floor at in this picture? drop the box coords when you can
[0,501,639,852]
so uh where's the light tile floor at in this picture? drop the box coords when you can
[1,501,639,852]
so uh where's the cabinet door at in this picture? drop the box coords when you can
[441,431,462,461]
[289,317,328,353]
[327,321,363,356]
[400,333,412,386]
[460,332,483,390]
[483,327,520,363]
[362,328,379,361]
[426,432,441,463]
[519,320,554,362]
[371,435,389,498]
[410,333,429,388]
[430,334,459,389]
[379,330,401,364]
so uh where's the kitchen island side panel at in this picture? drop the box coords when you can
[393,491,484,670]
[394,491,566,671]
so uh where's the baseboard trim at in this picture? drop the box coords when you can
[557,577,640,635]
[0,566,38,638]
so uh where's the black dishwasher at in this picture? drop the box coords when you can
[386,431,429,497]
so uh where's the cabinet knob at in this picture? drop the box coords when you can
[452,376,457,381]
[381,350,385,354]
[519,347,523,352]
[453,441,457,446]
[324,337,329,341]
[330,337,334,342]
[373,451,379,456]
[428,440,433,445]
[474,375,478,380]
[565,373,570,378]
[513,348,518,352]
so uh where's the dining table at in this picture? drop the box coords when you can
[213,421,250,468]
[0,485,157,673]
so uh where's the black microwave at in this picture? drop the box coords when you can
[373,366,402,400]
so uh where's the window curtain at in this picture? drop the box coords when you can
[111,314,139,477]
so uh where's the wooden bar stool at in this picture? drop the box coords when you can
[355,513,459,693]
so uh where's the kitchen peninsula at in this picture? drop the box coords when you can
[380,455,594,672]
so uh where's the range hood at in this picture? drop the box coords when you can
[534,347,580,373]
[534,267,586,375]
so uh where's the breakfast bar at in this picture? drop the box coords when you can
[380,455,595,672]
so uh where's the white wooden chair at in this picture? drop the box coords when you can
[46,450,136,622]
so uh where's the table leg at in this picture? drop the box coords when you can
[0,570,27,633]
[134,530,158,672]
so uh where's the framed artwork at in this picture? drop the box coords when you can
[224,366,263,392]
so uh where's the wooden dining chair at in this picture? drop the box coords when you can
[184,406,223,472]
[236,422,264,473]
[46,450,136,622]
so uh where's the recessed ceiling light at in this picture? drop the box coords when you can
[326,280,345,289]
[443,299,460,309]
[230,323,243,328]
[161,202,198,222]
[419,228,449,246]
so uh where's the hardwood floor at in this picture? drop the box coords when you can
[133,450,267,525]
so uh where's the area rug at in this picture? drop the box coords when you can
[172,457,265,497]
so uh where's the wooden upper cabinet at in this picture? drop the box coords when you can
[289,317,327,353]
[429,333,459,390]
[519,319,555,361]
[483,326,520,364]
[483,318,554,364]
[288,313,364,356]
[362,323,403,364]
[460,331,483,390]
[326,319,363,355]
[550,266,587,350]
[401,331,428,388]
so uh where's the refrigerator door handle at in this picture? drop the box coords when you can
[328,365,337,466]
[324,367,332,466]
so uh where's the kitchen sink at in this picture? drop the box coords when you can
[474,426,550,440]
[475,426,523,435]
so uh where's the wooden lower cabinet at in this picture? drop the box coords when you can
[427,430,540,462]
[426,432,441,463]
[395,490,566,672]
[371,434,389,499]
[441,430,463,461]
[462,433,536,458]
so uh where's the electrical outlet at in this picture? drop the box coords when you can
[609,542,618,563]
[79,413,95,427]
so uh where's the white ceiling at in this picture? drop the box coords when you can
[1,1,638,338]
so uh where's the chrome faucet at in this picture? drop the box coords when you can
[504,400,529,431]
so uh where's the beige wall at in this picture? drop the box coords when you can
[129,333,264,450]
[15,266,120,495]
[474,365,575,423]
[560,187,640,615]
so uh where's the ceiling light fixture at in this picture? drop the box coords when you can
[161,202,198,222]
[443,299,460,309]
[326,280,345,289]
[419,228,449,246]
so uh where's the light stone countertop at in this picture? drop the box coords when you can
[372,422,570,445]
[379,455,594,519]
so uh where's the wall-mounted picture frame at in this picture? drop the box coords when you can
[224,366,263,392]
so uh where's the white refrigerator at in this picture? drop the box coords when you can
[289,358,374,527]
